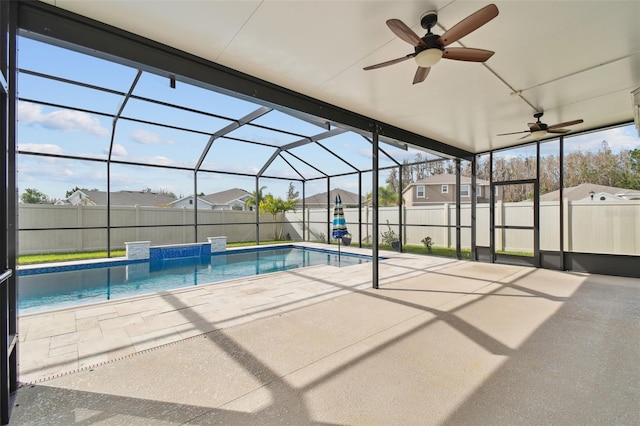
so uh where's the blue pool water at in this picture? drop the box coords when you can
[18,246,371,314]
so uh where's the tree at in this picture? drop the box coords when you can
[245,186,267,210]
[260,194,297,240]
[21,188,50,204]
[386,169,399,193]
[621,148,640,190]
[286,182,299,201]
[65,186,86,198]
[157,189,177,198]
[366,185,398,206]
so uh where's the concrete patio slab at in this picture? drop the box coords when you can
[9,247,640,425]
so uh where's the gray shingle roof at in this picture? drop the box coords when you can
[202,188,250,205]
[540,183,640,201]
[301,188,364,207]
[83,190,176,207]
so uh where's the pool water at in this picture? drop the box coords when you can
[18,246,370,314]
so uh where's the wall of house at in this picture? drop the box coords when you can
[171,198,212,209]
[405,184,488,206]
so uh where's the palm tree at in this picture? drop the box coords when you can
[261,194,297,240]
[366,185,398,206]
[245,185,267,211]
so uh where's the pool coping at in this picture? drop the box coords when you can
[17,243,377,276]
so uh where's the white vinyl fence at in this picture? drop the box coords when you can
[18,201,640,256]
[18,204,280,254]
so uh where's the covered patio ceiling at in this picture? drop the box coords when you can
[35,0,640,155]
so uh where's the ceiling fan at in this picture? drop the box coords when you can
[497,112,584,139]
[363,4,499,84]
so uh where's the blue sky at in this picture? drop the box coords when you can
[17,36,440,201]
[16,36,640,201]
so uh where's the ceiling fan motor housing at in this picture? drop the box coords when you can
[420,11,438,30]
[416,33,443,53]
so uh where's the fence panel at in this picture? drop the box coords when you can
[17,201,640,255]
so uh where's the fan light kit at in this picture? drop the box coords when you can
[497,112,584,140]
[415,49,443,68]
[363,4,499,84]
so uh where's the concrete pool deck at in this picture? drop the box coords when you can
[11,244,640,424]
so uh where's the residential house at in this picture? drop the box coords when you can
[170,188,251,210]
[299,188,364,209]
[540,183,640,202]
[402,174,495,206]
[56,189,176,207]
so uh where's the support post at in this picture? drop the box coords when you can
[372,126,379,289]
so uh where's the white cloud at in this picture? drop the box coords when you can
[18,102,109,137]
[17,143,63,155]
[110,144,128,157]
[130,129,175,145]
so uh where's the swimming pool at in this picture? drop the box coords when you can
[18,245,371,314]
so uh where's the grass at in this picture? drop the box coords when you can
[402,244,472,259]
[18,250,127,265]
[495,249,534,257]
[356,242,471,260]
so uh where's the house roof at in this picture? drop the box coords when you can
[301,188,364,207]
[202,188,251,205]
[540,183,640,202]
[82,190,176,207]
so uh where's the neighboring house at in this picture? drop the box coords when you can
[56,190,176,207]
[170,188,251,210]
[299,188,364,209]
[402,174,495,206]
[540,183,640,202]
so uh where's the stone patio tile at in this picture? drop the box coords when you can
[75,316,100,331]
[74,304,118,320]
[49,343,77,358]
[50,326,102,349]
[24,312,77,340]
[77,328,131,360]
[99,313,146,330]
[114,301,162,317]
[19,338,51,362]
[20,350,79,384]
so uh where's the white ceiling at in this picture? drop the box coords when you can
[43,0,640,154]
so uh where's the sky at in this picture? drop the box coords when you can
[15,36,640,202]
[16,36,440,201]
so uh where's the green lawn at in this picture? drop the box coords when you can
[356,243,471,260]
[18,250,127,265]
[402,244,472,259]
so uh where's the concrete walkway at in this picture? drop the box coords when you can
[10,247,640,425]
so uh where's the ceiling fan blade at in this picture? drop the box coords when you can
[437,4,499,47]
[547,119,584,129]
[386,19,426,47]
[413,67,430,84]
[442,47,494,62]
[527,123,542,131]
[363,53,416,70]
[518,133,533,140]
[547,129,571,134]
[497,130,529,136]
